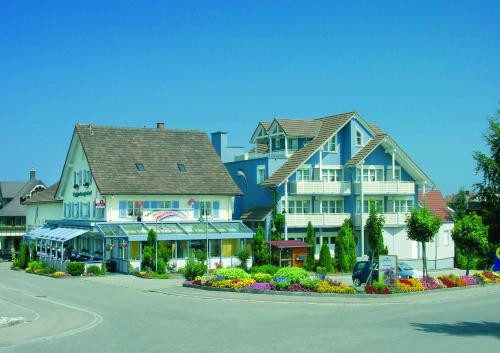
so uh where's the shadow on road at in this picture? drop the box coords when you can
[411,321,500,339]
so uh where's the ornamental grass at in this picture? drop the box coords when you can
[396,278,425,293]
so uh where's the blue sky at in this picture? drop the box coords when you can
[1,0,499,195]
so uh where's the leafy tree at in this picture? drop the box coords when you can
[252,226,269,266]
[451,214,488,276]
[473,112,500,246]
[304,221,316,271]
[449,188,468,221]
[142,229,159,271]
[335,219,357,272]
[30,242,37,262]
[406,206,441,277]
[318,241,333,272]
[365,200,386,283]
[236,249,250,270]
[158,242,172,263]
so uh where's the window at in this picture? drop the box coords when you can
[127,201,143,217]
[177,163,186,172]
[288,200,312,214]
[296,167,311,181]
[257,165,266,184]
[387,167,402,181]
[275,138,282,149]
[321,200,344,213]
[394,199,413,213]
[356,129,363,146]
[289,138,299,150]
[159,201,172,209]
[360,167,384,182]
[326,135,337,152]
[322,169,342,182]
[357,199,384,213]
[135,163,145,171]
[200,201,212,217]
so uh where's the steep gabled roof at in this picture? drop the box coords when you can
[261,112,356,187]
[0,179,46,217]
[419,190,452,222]
[0,182,25,199]
[23,183,60,204]
[345,134,388,167]
[72,124,242,196]
[274,118,323,137]
[260,122,271,131]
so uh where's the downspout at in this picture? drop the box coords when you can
[284,179,289,240]
[360,161,365,257]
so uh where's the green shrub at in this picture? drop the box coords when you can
[372,281,386,292]
[318,242,334,272]
[250,265,279,275]
[299,277,320,289]
[30,243,38,261]
[101,260,107,275]
[27,261,46,272]
[67,262,85,276]
[15,244,30,269]
[236,249,250,270]
[152,272,169,279]
[252,272,273,283]
[183,260,207,280]
[273,267,308,283]
[157,258,167,275]
[86,265,102,276]
[316,266,327,275]
[273,277,291,289]
[213,267,249,280]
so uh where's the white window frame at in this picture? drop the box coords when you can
[256,165,266,184]
[288,138,299,151]
[356,198,384,214]
[322,168,343,182]
[356,128,363,146]
[394,199,413,213]
[296,165,312,181]
[321,199,344,214]
[287,199,312,214]
[387,166,402,181]
[357,166,384,182]
[325,134,338,153]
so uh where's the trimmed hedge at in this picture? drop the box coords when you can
[67,262,85,276]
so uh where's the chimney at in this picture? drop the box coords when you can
[29,168,36,180]
[156,122,165,129]
[211,131,228,158]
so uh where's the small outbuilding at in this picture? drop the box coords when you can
[267,240,311,268]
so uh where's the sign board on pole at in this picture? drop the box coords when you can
[379,255,398,286]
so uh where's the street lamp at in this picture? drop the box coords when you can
[198,205,209,272]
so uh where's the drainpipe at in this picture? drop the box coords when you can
[284,179,289,240]
[392,150,396,180]
[360,161,365,257]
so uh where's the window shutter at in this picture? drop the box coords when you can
[87,171,92,185]
[172,200,179,209]
[213,201,220,218]
[79,202,83,218]
[119,201,126,218]
[73,171,77,186]
[78,171,83,185]
[63,203,67,218]
[93,202,96,218]
[193,202,200,218]
[86,202,91,218]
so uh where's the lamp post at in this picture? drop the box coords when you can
[197,203,210,272]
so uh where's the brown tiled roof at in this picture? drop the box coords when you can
[419,190,452,221]
[345,134,388,167]
[261,112,356,187]
[370,124,384,135]
[260,122,271,131]
[74,124,242,196]
[240,206,273,221]
[24,183,60,204]
[275,118,322,137]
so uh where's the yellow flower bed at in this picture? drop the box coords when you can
[474,272,500,283]
[53,271,66,278]
[316,280,355,294]
[396,278,425,292]
[139,271,149,276]
[210,278,256,289]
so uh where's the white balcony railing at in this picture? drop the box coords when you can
[290,181,351,195]
[354,181,415,195]
[286,213,351,228]
[234,150,291,161]
[354,212,410,227]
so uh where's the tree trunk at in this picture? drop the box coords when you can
[367,250,375,285]
[422,242,427,278]
[466,248,472,276]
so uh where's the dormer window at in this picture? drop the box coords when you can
[326,135,337,152]
[135,163,145,171]
[356,129,363,146]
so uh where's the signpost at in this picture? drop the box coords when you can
[379,255,398,287]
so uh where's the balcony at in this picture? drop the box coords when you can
[290,181,351,195]
[234,150,291,161]
[354,181,415,195]
[354,212,410,227]
[286,213,351,228]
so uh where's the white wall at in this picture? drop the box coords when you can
[26,202,63,230]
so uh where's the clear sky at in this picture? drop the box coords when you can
[1,0,499,195]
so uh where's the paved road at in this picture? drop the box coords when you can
[0,263,499,353]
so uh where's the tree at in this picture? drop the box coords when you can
[406,206,441,277]
[365,200,386,283]
[252,226,269,266]
[30,242,37,262]
[304,221,316,271]
[451,214,488,276]
[473,113,500,246]
[335,219,357,272]
[318,241,333,272]
[448,188,468,221]
[142,229,158,271]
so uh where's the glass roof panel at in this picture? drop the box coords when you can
[212,222,251,233]
[120,223,149,235]
[178,222,219,234]
[98,224,126,237]
[146,223,185,234]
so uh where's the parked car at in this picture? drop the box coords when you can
[0,249,13,262]
[352,260,424,286]
[352,261,378,286]
[398,262,423,279]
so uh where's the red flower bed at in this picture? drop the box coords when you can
[365,284,392,295]
[438,276,457,288]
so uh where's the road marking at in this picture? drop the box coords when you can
[0,284,103,350]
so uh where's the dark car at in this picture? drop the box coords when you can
[0,249,13,262]
[352,261,379,286]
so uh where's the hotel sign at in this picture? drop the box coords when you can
[73,190,92,197]
[95,198,106,208]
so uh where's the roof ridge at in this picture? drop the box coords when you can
[75,123,206,134]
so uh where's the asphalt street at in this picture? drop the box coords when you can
[0,262,499,353]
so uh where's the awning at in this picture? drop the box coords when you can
[240,206,273,221]
[25,226,52,239]
[35,228,89,242]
